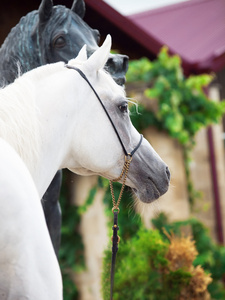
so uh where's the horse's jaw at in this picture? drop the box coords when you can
[98,136,170,204]
[125,140,170,204]
[68,168,99,176]
[68,162,169,204]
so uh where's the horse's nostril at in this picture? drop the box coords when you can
[107,57,114,66]
[122,55,129,72]
[166,167,171,182]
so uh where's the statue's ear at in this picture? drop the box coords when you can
[68,45,87,65]
[71,0,85,19]
[39,0,53,24]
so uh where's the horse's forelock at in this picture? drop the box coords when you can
[40,6,72,33]
[37,6,72,62]
[39,5,94,44]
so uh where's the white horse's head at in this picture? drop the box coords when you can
[65,35,170,203]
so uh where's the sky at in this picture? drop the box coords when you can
[103,0,191,15]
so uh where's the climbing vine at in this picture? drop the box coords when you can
[59,171,83,300]
[126,47,225,206]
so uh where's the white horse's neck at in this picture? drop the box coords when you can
[25,62,82,197]
[0,138,62,300]
[0,62,80,198]
[0,76,41,176]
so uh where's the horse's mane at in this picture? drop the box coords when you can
[0,73,41,174]
[23,61,65,83]
[0,61,67,170]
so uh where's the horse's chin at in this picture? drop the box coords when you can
[131,186,162,204]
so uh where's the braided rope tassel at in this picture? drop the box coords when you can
[109,155,132,212]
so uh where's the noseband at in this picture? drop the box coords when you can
[65,64,143,299]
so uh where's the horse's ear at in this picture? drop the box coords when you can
[85,35,112,72]
[68,45,87,65]
[39,0,53,24]
[71,0,85,19]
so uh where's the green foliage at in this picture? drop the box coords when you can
[102,226,209,300]
[59,171,84,300]
[127,47,225,146]
[102,213,225,299]
[152,213,225,299]
[126,57,152,82]
[127,47,225,207]
[102,228,169,300]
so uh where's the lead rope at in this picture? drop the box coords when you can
[109,154,132,300]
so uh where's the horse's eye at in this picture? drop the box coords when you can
[53,36,66,48]
[118,103,128,114]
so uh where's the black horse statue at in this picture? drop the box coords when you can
[0,0,128,255]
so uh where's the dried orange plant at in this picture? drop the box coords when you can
[165,230,212,300]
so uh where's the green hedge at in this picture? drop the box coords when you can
[102,213,225,299]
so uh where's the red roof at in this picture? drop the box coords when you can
[128,0,225,74]
[85,0,225,74]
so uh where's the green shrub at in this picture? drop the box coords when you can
[102,223,212,300]
[59,171,84,300]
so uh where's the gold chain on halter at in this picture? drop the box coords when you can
[109,154,133,213]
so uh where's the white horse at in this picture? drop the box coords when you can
[0,35,170,299]
[0,138,62,299]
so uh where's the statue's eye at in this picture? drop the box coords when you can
[53,36,66,48]
[118,102,128,114]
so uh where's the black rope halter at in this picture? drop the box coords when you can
[65,64,143,299]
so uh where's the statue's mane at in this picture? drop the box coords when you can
[0,5,71,86]
[0,11,39,85]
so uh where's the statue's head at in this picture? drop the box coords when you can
[34,0,128,85]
